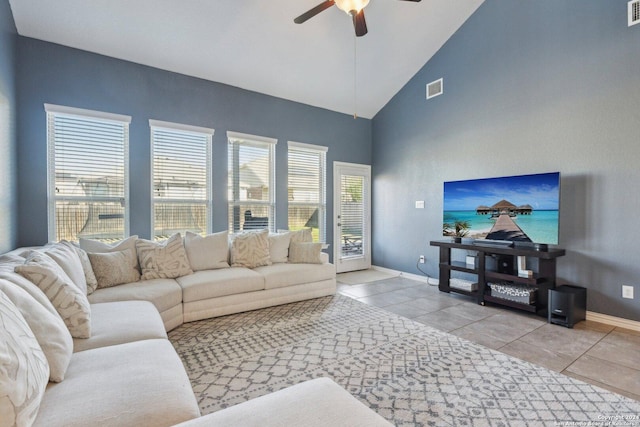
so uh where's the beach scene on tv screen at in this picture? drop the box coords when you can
[443,172,560,245]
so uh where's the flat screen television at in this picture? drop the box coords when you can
[443,172,560,245]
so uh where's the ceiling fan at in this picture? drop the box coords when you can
[294,0,422,37]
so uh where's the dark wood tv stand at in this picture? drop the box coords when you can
[430,240,565,315]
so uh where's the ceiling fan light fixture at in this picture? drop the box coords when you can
[334,0,370,14]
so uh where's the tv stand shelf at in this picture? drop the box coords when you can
[430,240,565,315]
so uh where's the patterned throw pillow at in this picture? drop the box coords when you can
[0,278,73,383]
[231,229,271,268]
[80,235,140,273]
[15,251,92,339]
[288,242,324,264]
[136,233,193,280]
[88,249,141,289]
[0,290,49,427]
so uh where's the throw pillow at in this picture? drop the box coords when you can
[79,235,140,272]
[281,228,313,244]
[136,233,193,280]
[230,229,271,268]
[43,241,88,294]
[0,290,49,427]
[88,249,141,288]
[0,278,72,383]
[288,242,324,264]
[15,251,92,339]
[73,245,98,295]
[184,231,230,271]
[268,232,291,263]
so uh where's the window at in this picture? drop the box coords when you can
[46,104,131,242]
[227,131,276,233]
[150,120,213,240]
[287,141,327,242]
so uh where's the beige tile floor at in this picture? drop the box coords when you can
[337,270,640,402]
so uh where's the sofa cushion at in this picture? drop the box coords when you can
[184,231,230,271]
[87,278,182,314]
[43,241,88,294]
[177,268,265,303]
[34,339,200,427]
[136,233,193,280]
[288,242,324,264]
[0,290,50,427]
[253,262,336,290]
[268,232,291,263]
[173,377,392,427]
[0,279,72,383]
[73,301,167,353]
[15,251,92,339]
[88,249,141,289]
[230,229,271,268]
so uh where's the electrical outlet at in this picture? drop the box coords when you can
[622,285,634,299]
[419,255,425,264]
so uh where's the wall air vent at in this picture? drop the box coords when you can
[630,0,640,26]
[426,78,443,100]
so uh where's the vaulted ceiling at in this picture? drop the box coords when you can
[9,0,484,119]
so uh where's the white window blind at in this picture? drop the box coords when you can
[45,104,131,242]
[287,141,327,242]
[150,120,213,240]
[227,132,276,233]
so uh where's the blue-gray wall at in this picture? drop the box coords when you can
[372,0,640,320]
[0,0,17,253]
[16,37,372,257]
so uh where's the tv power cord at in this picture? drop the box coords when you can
[416,258,438,286]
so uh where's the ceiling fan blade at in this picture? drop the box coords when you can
[398,0,422,2]
[294,1,335,24]
[352,9,368,37]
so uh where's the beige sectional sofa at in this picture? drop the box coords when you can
[0,229,343,427]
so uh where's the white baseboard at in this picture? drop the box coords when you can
[371,265,438,286]
[372,265,640,331]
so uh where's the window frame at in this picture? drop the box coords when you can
[227,131,277,233]
[287,141,328,243]
[149,119,214,239]
[45,103,131,242]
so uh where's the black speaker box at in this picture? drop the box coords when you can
[548,285,587,328]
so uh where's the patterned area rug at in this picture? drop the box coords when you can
[168,295,640,426]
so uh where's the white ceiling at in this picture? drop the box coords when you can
[9,0,484,119]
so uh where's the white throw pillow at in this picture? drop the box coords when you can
[15,251,92,339]
[88,249,141,288]
[288,242,324,264]
[268,232,291,263]
[73,245,99,295]
[0,290,49,427]
[136,233,193,280]
[0,278,72,383]
[230,229,271,268]
[184,231,230,271]
[43,241,88,294]
[80,235,140,272]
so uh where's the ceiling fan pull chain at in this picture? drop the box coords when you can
[353,33,358,120]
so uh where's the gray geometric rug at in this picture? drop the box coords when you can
[168,295,640,426]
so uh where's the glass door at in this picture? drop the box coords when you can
[333,162,371,273]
